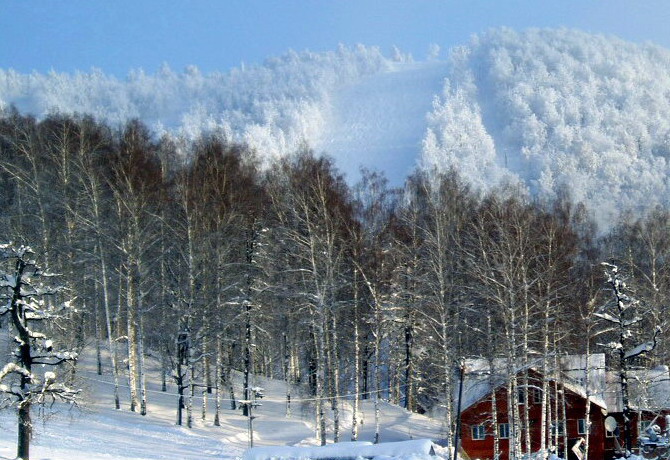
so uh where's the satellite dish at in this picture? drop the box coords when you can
[605,416,618,432]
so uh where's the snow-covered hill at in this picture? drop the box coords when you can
[0,352,446,459]
[3,28,670,226]
[423,28,670,226]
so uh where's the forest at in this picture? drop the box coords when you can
[1,108,669,452]
[5,29,670,230]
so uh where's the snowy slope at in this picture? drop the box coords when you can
[3,29,670,226]
[316,61,448,184]
[0,352,446,460]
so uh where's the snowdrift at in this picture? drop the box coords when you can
[243,439,436,460]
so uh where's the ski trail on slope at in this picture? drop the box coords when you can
[315,62,449,185]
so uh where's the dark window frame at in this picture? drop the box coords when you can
[472,425,486,441]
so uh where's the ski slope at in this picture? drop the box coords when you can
[315,61,448,184]
[0,351,447,460]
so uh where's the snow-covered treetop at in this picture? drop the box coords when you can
[423,28,670,229]
[0,45,390,166]
[0,244,34,264]
[3,29,670,228]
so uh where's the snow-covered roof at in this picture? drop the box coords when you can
[460,354,612,412]
[604,366,670,413]
[460,358,510,411]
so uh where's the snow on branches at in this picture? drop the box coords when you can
[598,262,659,361]
[0,243,79,459]
[598,262,660,455]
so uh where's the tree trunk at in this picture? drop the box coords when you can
[126,264,140,412]
[328,313,341,443]
[243,300,253,417]
[523,371,531,454]
[201,319,210,420]
[214,335,222,426]
[283,332,292,418]
[490,363,500,460]
[138,313,147,416]
[93,295,103,376]
[374,306,382,445]
[510,376,523,460]
[362,342,369,400]
[553,378,559,449]
[204,333,212,394]
[17,400,31,460]
[487,317,499,460]
[176,320,189,426]
[161,356,168,393]
[228,342,237,410]
[187,361,195,428]
[561,377,568,458]
[442,315,453,444]
[176,378,184,426]
[583,336,592,460]
[313,320,327,446]
[351,278,361,441]
[404,317,414,411]
[540,301,551,458]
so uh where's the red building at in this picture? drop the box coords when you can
[457,355,670,460]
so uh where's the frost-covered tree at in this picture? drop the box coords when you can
[422,28,670,229]
[107,120,164,415]
[395,170,474,438]
[267,151,353,445]
[352,169,398,444]
[606,208,670,364]
[597,263,660,456]
[461,188,585,459]
[0,244,79,460]
[0,45,391,163]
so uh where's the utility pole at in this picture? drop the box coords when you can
[453,359,465,460]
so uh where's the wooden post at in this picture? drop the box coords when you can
[454,359,465,460]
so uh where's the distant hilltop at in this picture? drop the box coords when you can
[2,28,670,227]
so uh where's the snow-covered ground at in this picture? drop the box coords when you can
[0,352,446,459]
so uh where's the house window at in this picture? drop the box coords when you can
[533,388,542,404]
[578,419,587,435]
[517,388,525,404]
[551,422,565,436]
[472,425,486,440]
[499,423,510,439]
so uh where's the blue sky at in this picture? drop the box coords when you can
[1,1,670,76]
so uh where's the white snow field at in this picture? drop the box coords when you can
[0,352,446,460]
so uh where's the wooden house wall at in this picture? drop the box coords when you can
[459,380,608,460]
